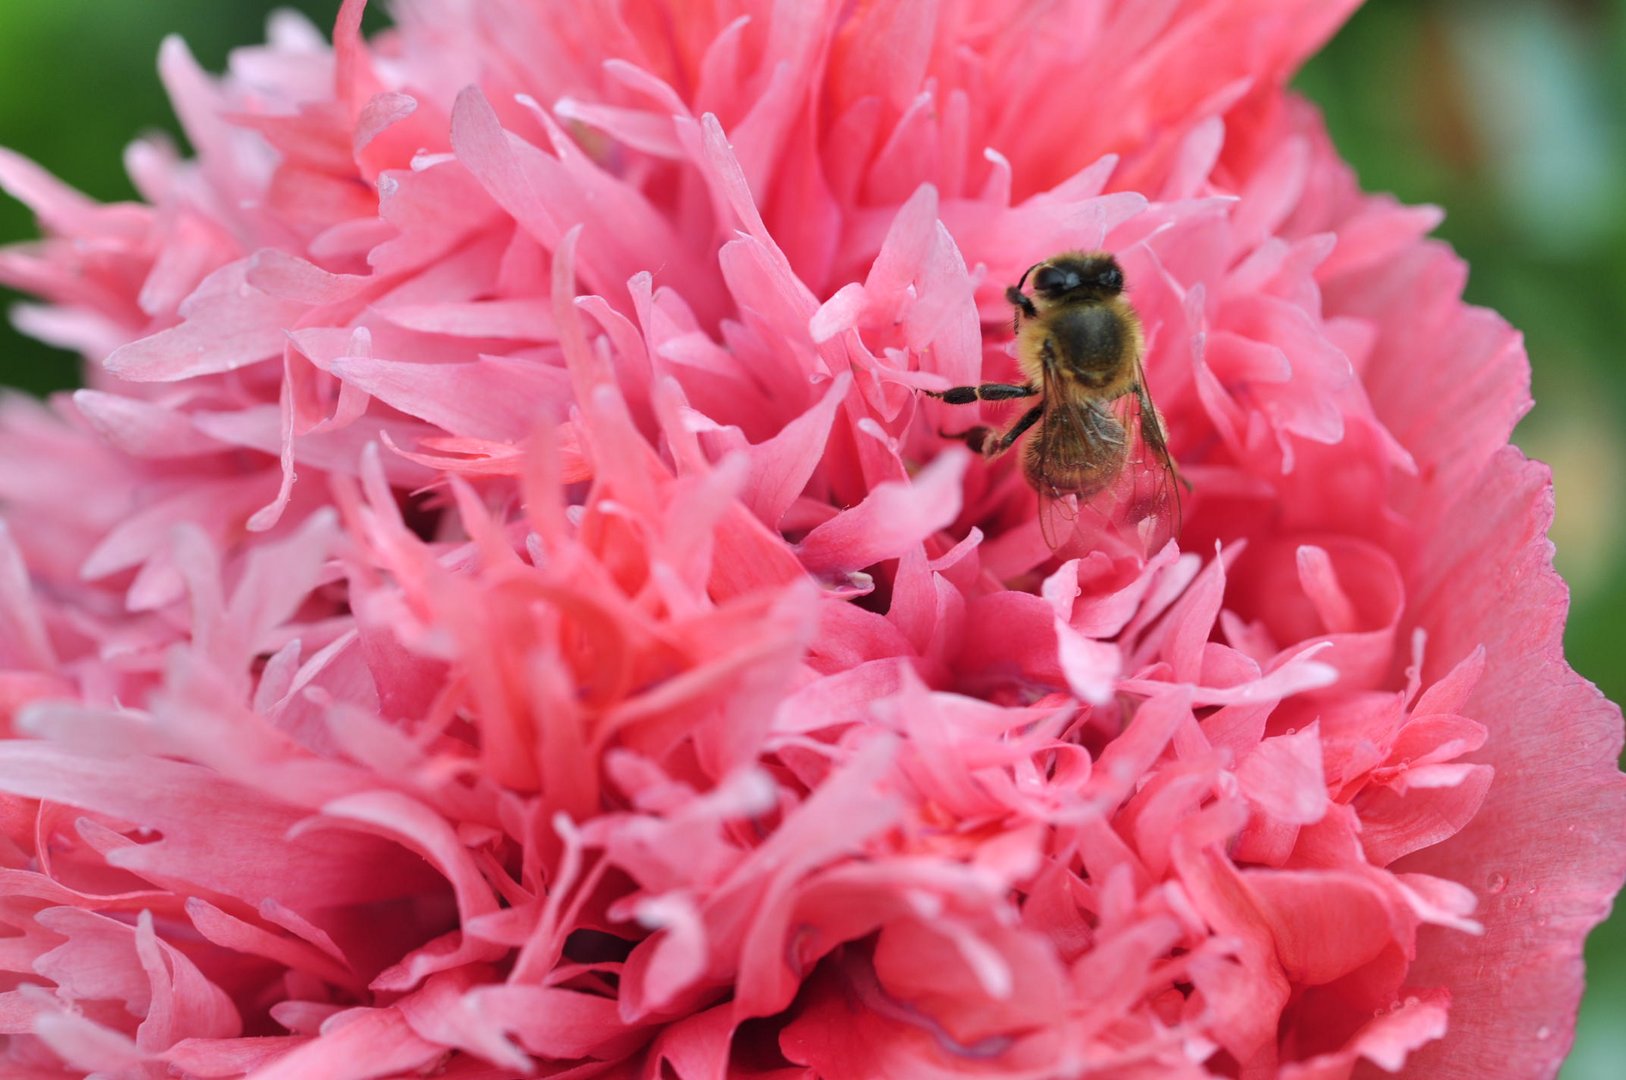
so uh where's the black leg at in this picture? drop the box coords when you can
[924,382,1037,405]
[945,404,1045,461]
[943,424,997,454]
[986,404,1044,458]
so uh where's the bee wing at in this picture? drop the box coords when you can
[1030,361,1126,550]
[1104,357,1182,555]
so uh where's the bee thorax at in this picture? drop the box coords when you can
[1048,305,1128,379]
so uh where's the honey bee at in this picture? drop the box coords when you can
[924,251,1183,550]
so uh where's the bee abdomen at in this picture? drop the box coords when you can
[1022,423,1126,499]
[1022,445,1122,498]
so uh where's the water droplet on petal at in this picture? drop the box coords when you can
[1487,873,1507,894]
[1536,1026,1552,1041]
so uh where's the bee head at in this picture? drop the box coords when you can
[1021,252,1126,301]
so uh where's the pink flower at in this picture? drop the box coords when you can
[0,1,1620,1076]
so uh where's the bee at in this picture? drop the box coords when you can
[924,251,1183,550]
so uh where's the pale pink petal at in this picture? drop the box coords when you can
[103,261,306,382]
[244,1006,446,1080]
[1235,723,1329,826]
[0,521,54,671]
[70,389,225,459]
[797,450,967,574]
[327,352,572,439]
[33,1007,149,1074]
[0,744,441,908]
[731,372,851,528]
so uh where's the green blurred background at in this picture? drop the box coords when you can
[0,1,1619,1074]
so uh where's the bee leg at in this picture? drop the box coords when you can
[1004,286,1037,332]
[942,424,998,454]
[981,403,1045,459]
[923,382,1037,405]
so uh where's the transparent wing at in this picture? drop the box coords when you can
[1029,357,1127,551]
[1102,356,1182,555]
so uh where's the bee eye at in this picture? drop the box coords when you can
[1099,266,1124,291]
[1034,266,1074,293]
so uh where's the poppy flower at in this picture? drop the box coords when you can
[0,2,1620,1077]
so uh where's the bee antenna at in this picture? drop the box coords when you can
[1015,261,1042,292]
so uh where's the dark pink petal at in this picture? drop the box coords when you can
[1355,763,1495,867]
[1383,454,1626,1078]
[461,985,649,1060]
[1280,995,1449,1080]
[186,897,361,993]
[1243,869,1396,986]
